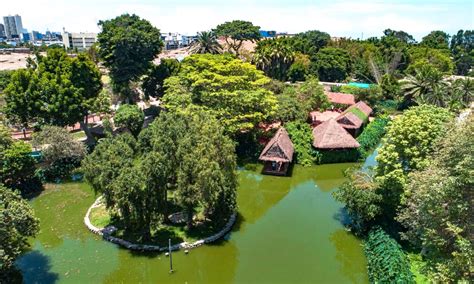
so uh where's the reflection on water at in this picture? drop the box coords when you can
[18,162,369,283]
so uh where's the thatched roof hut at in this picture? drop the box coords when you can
[309,110,341,127]
[259,128,294,163]
[326,92,356,106]
[336,101,373,136]
[312,119,360,149]
[259,128,294,175]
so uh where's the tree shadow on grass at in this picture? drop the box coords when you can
[15,251,59,284]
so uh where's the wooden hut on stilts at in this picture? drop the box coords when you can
[259,128,294,176]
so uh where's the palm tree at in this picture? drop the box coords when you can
[188,31,222,54]
[452,78,474,107]
[253,38,295,81]
[401,65,448,107]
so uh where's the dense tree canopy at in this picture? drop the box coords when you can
[291,30,331,57]
[313,47,351,82]
[114,104,145,137]
[98,14,163,97]
[214,20,261,55]
[142,59,181,99]
[407,47,454,75]
[162,54,277,134]
[375,105,452,216]
[83,109,237,238]
[253,37,295,81]
[0,138,40,193]
[0,184,39,275]
[397,116,473,282]
[3,49,102,143]
[421,30,450,50]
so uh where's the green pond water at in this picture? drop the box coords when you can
[17,158,378,283]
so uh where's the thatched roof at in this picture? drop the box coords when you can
[337,101,373,129]
[326,92,356,105]
[354,101,373,116]
[312,119,360,149]
[259,128,294,163]
[309,110,341,123]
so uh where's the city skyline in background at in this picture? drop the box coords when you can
[1,0,473,39]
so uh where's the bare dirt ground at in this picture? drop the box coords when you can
[0,53,32,70]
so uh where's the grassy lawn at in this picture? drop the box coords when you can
[90,205,112,228]
[71,130,87,140]
[408,253,429,283]
[89,203,225,246]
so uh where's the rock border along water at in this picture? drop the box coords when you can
[84,196,237,252]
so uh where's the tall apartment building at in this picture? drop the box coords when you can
[3,14,24,39]
[62,29,97,50]
[0,24,5,38]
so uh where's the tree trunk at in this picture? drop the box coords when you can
[80,115,95,145]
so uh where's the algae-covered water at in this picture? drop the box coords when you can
[17,162,371,283]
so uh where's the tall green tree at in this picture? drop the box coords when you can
[97,14,163,99]
[407,47,454,75]
[253,37,295,81]
[0,184,39,276]
[142,59,180,99]
[0,140,40,193]
[313,47,351,82]
[421,30,450,49]
[383,29,416,44]
[291,30,331,57]
[114,104,145,137]
[402,65,448,107]
[375,105,452,216]
[397,116,473,282]
[162,54,277,134]
[3,49,102,143]
[214,20,261,55]
[188,31,222,55]
[450,30,474,75]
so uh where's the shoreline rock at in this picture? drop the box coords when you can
[84,196,237,252]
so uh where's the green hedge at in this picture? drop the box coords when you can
[316,148,359,164]
[357,116,390,159]
[285,121,318,166]
[365,227,415,283]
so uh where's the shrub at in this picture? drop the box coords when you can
[365,227,415,283]
[315,148,359,164]
[356,116,390,159]
[373,100,400,115]
[285,121,317,166]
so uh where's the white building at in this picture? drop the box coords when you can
[62,29,97,50]
[161,32,193,50]
[3,14,24,39]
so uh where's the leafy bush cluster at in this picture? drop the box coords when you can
[373,100,400,115]
[365,227,415,283]
[285,121,317,166]
[356,116,390,158]
[316,148,359,164]
[340,85,382,105]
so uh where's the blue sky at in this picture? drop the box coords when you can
[3,0,473,39]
